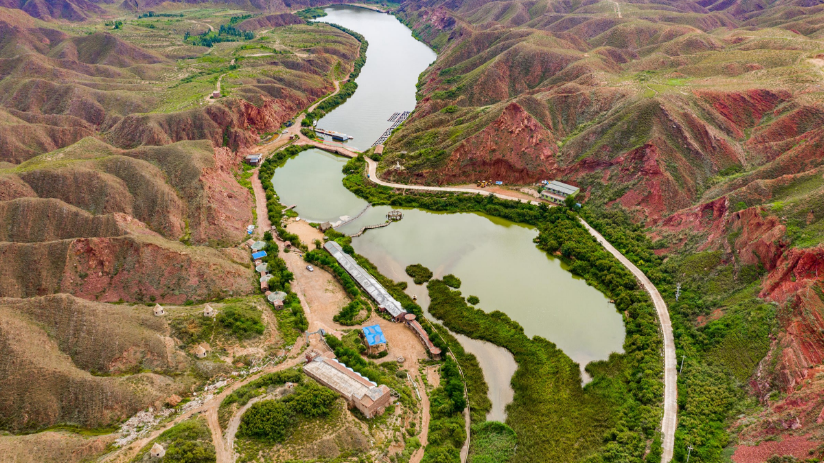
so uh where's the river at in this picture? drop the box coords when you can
[313,6,435,150]
[272,6,626,423]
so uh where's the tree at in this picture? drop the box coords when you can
[467,295,479,305]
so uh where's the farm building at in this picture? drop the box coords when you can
[303,354,391,418]
[323,241,406,321]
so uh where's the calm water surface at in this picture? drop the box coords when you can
[312,6,435,150]
[274,6,625,422]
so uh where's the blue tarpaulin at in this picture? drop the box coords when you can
[251,251,267,260]
[362,325,387,346]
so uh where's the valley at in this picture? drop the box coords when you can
[1,0,824,462]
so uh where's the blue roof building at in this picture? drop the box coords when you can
[251,251,267,260]
[362,325,387,347]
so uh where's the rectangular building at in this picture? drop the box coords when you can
[304,355,391,418]
[324,241,406,320]
[545,180,579,198]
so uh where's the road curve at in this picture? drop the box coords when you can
[359,155,677,462]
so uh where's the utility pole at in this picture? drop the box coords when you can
[680,355,686,374]
[686,445,693,463]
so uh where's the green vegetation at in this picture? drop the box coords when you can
[468,421,517,463]
[581,207,777,462]
[467,295,480,305]
[296,7,328,20]
[184,25,254,47]
[217,305,265,339]
[132,418,215,463]
[333,299,370,325]
[442,274,461,288]
[406,263,433,284]
[422,358,467,463]
[238,382,339,442]
[137,11,183,18]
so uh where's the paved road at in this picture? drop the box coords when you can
[359,156,677,462]
[579,221,676,461]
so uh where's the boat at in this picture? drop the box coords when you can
[315,128,354,141]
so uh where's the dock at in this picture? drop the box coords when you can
[372,111,410,147]
[315,128,353,141]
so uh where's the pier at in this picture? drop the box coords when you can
[372,111,410,146]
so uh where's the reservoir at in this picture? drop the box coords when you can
[272,6,626,422]
[312,6,435,151]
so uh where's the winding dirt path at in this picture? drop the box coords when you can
[102,342,306,463]
[409,374,431,463]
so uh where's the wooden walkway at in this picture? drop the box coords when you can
[348,220,390,237]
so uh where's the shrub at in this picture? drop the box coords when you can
[467,295,479,305]
[442,274,461,288]
[406,264,434,284]
[218,305,265,338]
[238,400,294,442]
[333,299,369,325]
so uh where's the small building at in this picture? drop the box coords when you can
[150,443,165,458]
[267,291,287,309]
[361,325,387,354]
[319,222,334,232]
[245,154,262,166]
[256,263,269,273]
[203,304,217,318]
[211,91,220,99]
[405,314,441,360]
[194,344,210,359]
[251,241,267,251]
[153,304,165,317]
[544,180,579,198]
[303,355,391,418]
[260,274,270,291]
[386,210,403,221]
[374,144,384,155]
[251,251,267,260]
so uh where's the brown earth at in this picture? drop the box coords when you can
[0,294,196,432]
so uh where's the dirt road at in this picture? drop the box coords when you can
[103,341,306,463]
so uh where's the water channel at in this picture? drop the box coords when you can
[272,6,626,422]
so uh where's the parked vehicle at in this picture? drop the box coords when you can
[306,265,314,272]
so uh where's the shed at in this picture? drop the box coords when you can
[211,91,220,99]
[203,304,217,318]
[245,154,262,166]
[251,241,266,251]
[251,251,267,260]
[319,222,334,232]
[256,263,269,273]
[362,325,387,348]
[267,291,287,303]
[374,144,384,155]
[153,304,165,317]
[150,443,165,458]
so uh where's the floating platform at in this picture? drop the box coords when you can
[315,128,353,141]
